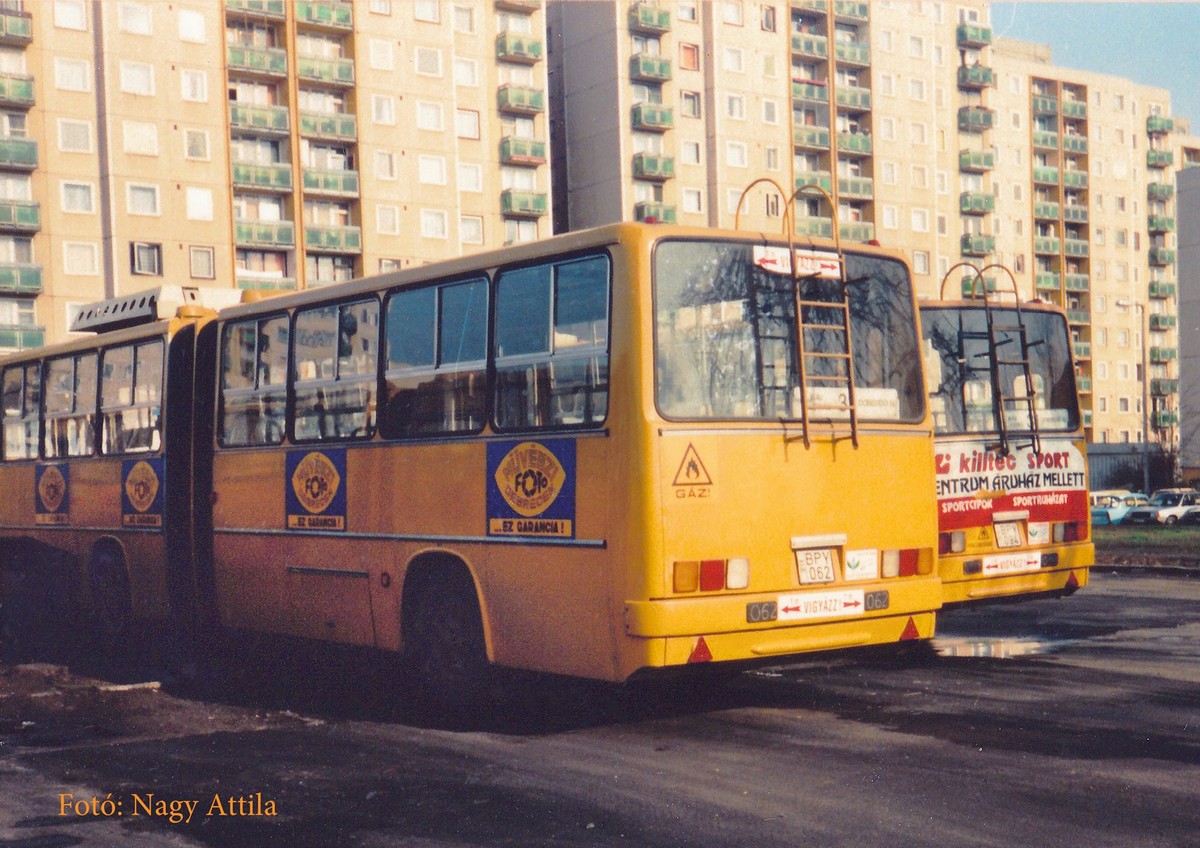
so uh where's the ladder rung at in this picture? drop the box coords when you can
[798,299,848,311]
[804,322,849,332]
[805,351,852,361]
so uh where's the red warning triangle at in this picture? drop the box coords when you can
[687,636,713,663]
[673,444,713,487]
[1065,571,1080,589]
[898,617,921,641]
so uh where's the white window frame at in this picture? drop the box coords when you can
[376,204,400,235]
[61,181,95,214]
[415,46,443,77]
[459,215,484,245]
[127,182,161,216]
[57,119,93,153]
[181,69,207,103]
[418,155,447,185]
[122,120,158,155]
[118,2,152,35]
[178,8,205,42]
[420,209,448,240]
[54,57,90,92]
[189,245,215,279]
[184,129,210,161]
[54,0,87,31]
[416,101,444,132]
[63,241,99,275]
[185,187,213,221]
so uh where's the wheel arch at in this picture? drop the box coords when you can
[400,549,492,661]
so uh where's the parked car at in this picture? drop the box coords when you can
[1124,488,1199,525]
[1091,492,1150,525]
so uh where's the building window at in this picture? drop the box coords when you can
[58,119,92,153]
[186,187,213,221]
[680,90,701,118]
[762,99,778,124]
[418,155,447,185]
[131,242,162,276]
[722,1,743,25]
[726,141,748,168]
[63,242,98,275]
[373,95,396,125]
[119,61,154,96]
[680,140,700,165]
[178,9,205,42]
[54,0,87,30]
[911,209,930,232]
[504,219,537,244]
[127,183,160,216]
[723,47,744,72]
[368,39,394,71]
[679,43,699,71]
[414,0,439,22]
[189,246,215,279]
[682,188,703,214]
[420,209,448,239]
[726,94,745,119]
[912,251,930,275]
[377,204,400,235]
[460,215,484,244]
[181,69,207,102]
[458,162,483,192]
[416,101,443,131]
[415,46,443,77]
[184,129,209,160]
[455,109,480,139]
[118,2,152,35]
[760,5,776,31]
[453,57,478,87]
[54,57,90,91]
[452,5,474,32]
[765,146,779,170]
[370,0,392,13]
[62,181,95,214]
[678,2,697,21]
[375,150,397,180]
[122,120,158,155]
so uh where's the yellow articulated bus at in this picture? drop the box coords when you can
[921,266,1092,607]
[2,223,942,706]
[0,286,241,657]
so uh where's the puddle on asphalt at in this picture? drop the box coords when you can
[932,636,1076,658]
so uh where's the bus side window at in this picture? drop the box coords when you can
[220,315,288,447]
[493,254,610,430]
[100,341,163,454]
[291,299,378,442]
[43,352,97,459]
[1,363,39,460]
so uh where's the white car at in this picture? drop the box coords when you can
[1124,489,1198,525]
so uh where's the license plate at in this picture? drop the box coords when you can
[795,548,836,584]
[994,521,1022,548]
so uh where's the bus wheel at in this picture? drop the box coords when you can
[402,567,490,720]
[89,544,132,654]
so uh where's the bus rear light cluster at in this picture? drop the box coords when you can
[673,558,750,593]
[882,547,933,577]
[938,531,967,555]
[1053,521,1085,543]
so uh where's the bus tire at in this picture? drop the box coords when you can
[402,564,490,720]
[88,543,132,654]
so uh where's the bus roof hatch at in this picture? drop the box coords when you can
[70,286,244,333]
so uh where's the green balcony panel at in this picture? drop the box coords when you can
[230,103,291,134]
[496,33,543,64]
[957,106,994,133]
[833,1,868,21]
[1064,238,1088,257]
[632,152,674,180]
[227,45,288,76]
[791,33,828,58]
[838,176,873,199]
[792,81,828,102]
[795,173,833,194]
[1150,346,1177,363]
[1147,115,1175,135]
[1034,272,1061,291]
[1062,134,1087,154]
[235,220,295,247]
[1073,342,1090,359]
[298,111,357,140]
[960,192,994,214]
[1062,170,1088,189]
[1033,201,1060,219]
[0,137,36,170]
[1064,274,1089,291]
[501,190,548,217]
[0,264,40,294]
[232,162,293,191]
[836,132,872,155]
[1032,130,1059,150]
[1148,183,1174,201]
[302,168,360,195]
[1152,411,1179,429]
[839,221,874,242]
[961,276,999,297]
[1147,150,1174,168]
[1033,166,1060,185]
[1061,100,1087,119]
[0,199,39,231]
[497,84,545,114]
[226,0,287,19]
[1075,376,1091,392]
[629,53,671,82]
[0,73,34,108]
[631,103,673,131]
[238,275,297,291]
[1149,247,1175,266]
[957,64,994,89]
[959,149,995,172]
[629,2,670,32]
[1149,314,1177,332]
[1082,410,1092,428]
[297,56,355,86]
[0,324,43,349]
[1032,94,1058,115]
[305,225,362,253]
[835,41,870,65]
[1148,215,1175,233]
[295,1,354,28]
[1148,282,1176,299]
[836,85,871,110]
[501,137,547,166]
[1034,237,1061,254]
[1066,310,1089,325]
[1063,205,1088,224]
[793,125,830,148]
[634,201,675,224]
[0,9,32,43]
[1151,379,1179,396]
[956,23,992,47]
[795,216,833,238]
[960,234,994,256]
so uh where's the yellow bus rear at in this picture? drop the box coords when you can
[203,223,941,703]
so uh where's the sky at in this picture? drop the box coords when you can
[989,2,1200,130]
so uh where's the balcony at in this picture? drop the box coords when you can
[1034,272,1060,292]
[302,168,360,196]
[1063,205,1088,224]
[957,106,994,133]
[227,44,288,77]
[238,275,296,291]
[1066,310,1089,325]
[793,125,830,148]
[957,64,994,90]
[792,33,827,58]
[1032,130,1058,150]
[1147,115,1175,135]
[956,23,992,47]
[1147,150,1174,169]
[632,152,674,180]
[960,192,994,215]
[497,84,545,114]
[836,132,872,155]
[235,219,295,248]
[1073,341,1090,359]
[0,199,39,232]
[0,264,40,295]
[295,1,353,29]
[838,176,873,199]
[298,111,357,141]
[1033,201,1060,220]
[1034,237,1061,255]
[961,276,998,297]
[0,324,43,349]
[795,172,833,194]
[960,234,994,256]
[1149,247,1175,266]
[0,136,36,170]
[634,201,676,224]
[0,8,32,44]
[225,0,287,19]
[495,0,541,10]
[1150,346,1177,364]
[1148,183,1174,201]
[1149,314,1177,332]
[1082,410,1092,428]
[1064,238,1088,257]
[959,149,995,172]
[306,224,362,254]
[496,33,543,64]
[840,221,875,242]
[500,137,547,166]
[1033,166,1059,185]
[297,55,355,87]
[1062,134,1087,154]
[835,41,870,66]
[629,53,671,82]
[1153,411,1179,429]
[230,103,290,135]
[1148,215,1175,233]
[232,162,293,192]
[1061,99,1087,119]
[631,103,673,132]
[0,73,34,109]
[1061,170,1088,189]
[501,190,548,217]
[792,81,828,102]
[833,1,868,21]
[1075,375,1091,393]
[836,85,871,111]
[1064,273,1089,292]
[1151,379,1179,396]
[1148,281,1176,299]
[795,216,834,238]
[1032,94,1058,115]
[629,2,670,33]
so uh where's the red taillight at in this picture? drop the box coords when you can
[699,560,726,592]
[898,548,920,577]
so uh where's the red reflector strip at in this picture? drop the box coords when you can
[899,548,919,577]
[899,617,921,641]
[699,559,726,592]
[688,636,713,663]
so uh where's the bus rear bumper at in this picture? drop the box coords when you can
[940,542,1093,607]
